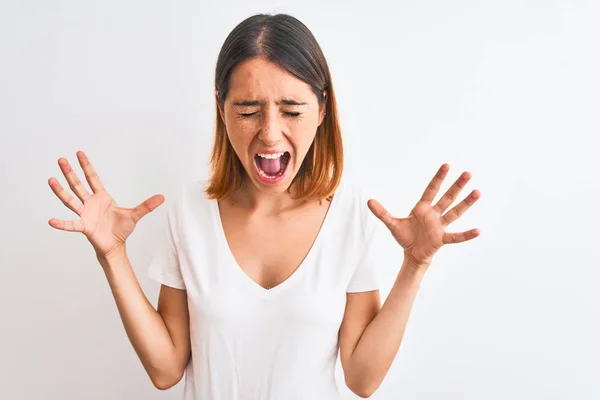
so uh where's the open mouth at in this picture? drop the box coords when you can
[254,151,291,180]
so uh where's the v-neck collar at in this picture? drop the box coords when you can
[212,182,343,297]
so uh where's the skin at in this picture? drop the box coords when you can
[47,152,190,389]
[215,56,334,290]
[216,57,383,396]
[217,56,327,211]
[215,58,483,397]
[342,165,481,396]
[48,56,481,396]
[45,57,377,393]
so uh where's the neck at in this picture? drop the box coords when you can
[231,178,305,216]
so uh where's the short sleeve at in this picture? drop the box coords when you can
[346,198,381,293]
[147,189,186,290]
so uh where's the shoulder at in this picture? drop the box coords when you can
[170,179,211,205]
[334,177,378,238]
[164,180,214,222]
[336,178,373,204]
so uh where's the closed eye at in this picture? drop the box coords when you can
[238,112,301,118]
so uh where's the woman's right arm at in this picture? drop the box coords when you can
[99,248,191,390]
[47,150,190,390]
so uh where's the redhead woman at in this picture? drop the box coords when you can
[48,13,480,400]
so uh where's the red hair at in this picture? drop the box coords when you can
[205,14,343,202]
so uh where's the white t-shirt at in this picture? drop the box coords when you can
[147,178,381,400]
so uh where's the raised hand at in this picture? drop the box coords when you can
[48,151,165,260]
[368,163,481,269]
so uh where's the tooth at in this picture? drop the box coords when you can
[258,152,285,159]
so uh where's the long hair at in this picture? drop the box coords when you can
[205,13,343,202]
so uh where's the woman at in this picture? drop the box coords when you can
[47,13,480,400]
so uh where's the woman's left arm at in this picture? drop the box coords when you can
[341,163,481,397]
[340,259,426,398]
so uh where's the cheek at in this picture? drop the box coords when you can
[225,121,254,150]
[292,118,320,146]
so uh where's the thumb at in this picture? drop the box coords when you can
[367,198,396,231]
[131,194,165,224]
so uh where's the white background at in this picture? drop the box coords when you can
[1,0,598,399]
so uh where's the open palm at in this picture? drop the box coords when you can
[48,151,164,259]
[368,163,481,268]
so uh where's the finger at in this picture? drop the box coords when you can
[76,150,105,193]
[435,171,472,213]
[58,157,92,202]
[420,163,450,204]
[367,199,396,230]
[48,177,85,215]
[441,190,481,226]
[48,217,84,233]
[443,228,480,244]
[130,194,165,224]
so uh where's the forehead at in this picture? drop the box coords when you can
[227,57,315,101]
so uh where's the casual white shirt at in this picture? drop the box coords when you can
[147,178,380,400]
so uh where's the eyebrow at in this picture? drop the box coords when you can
[232,98,308,107]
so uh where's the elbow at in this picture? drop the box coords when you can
[152,378,176,391]
[351,387,376,399]
[152,379,172,391]
[346,376,380,398]
[150,368,185,391]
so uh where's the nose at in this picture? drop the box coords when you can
[258,109,283,146]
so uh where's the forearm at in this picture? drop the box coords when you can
[98,247,181,387]
[348,259,426,395]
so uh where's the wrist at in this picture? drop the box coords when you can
[399,255,429,280]
[97,245,128,270]
[393,259,426,293]
[403,251,430,270]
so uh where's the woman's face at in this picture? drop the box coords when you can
[218,57,326,194]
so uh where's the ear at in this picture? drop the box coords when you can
[318,90,328,126]
[216,90,225,123]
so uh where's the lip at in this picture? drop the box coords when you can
[254,149,289,155]
[252,151,291,184]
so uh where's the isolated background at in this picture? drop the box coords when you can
[1,0,598,399]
